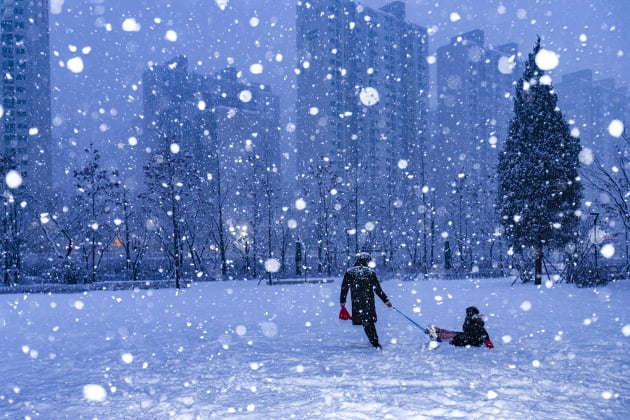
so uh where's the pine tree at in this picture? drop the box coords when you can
[497,38,583,285]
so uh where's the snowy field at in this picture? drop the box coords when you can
[1,277,629,419]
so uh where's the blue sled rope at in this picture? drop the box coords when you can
[391,306,442,343]
[391,306,426,331]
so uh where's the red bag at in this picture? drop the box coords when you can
[339,306,352,320]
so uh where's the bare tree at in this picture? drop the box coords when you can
[582,130,630,237]
[73,144,120,283]
[114,183,149,281]
[581,126,630,272]
[1,187,27,285]
[143,136,200,289]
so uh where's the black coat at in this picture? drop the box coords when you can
[340,265,388,325]
[451,314,489,347]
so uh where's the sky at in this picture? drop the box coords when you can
[48,0,629,172]
[1,277,629,418]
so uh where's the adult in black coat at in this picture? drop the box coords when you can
[340,253,392,348]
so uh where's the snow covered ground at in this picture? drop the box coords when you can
[1,277,628,419]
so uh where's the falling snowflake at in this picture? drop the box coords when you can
[359,87,380,106]
[535,49,559,70]
[83,384,107,402]
[165,30,178,42]
[122,18,141,32]
[5,170,22,188]
[239,90,253,103]
[264,258,281,273]
[608,120,624,138]
[249,63,263,75]
[215,0,229,10]
[66,57,84,73]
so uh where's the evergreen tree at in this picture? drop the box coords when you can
[497,38,582,285]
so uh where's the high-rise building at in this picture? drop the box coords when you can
[142,56,281,180]
[434,30,518,193]
[556,69,628,170]
[555,69,628,213]
[0,0,52,192]
[432,30,519,269]
[142,56,282,271]
[296,0,429,268]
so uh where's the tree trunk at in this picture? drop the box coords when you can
[534,244,543,285]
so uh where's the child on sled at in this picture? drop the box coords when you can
[425,306,494,348]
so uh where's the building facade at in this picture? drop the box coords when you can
[556,69,628,171]
[0,0,52,192]
[296,0,429,272]
[142,56,282,276]
[432,30,520,270]
[143,56,281,185]
[434,30,518,194]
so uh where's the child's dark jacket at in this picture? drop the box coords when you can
[451,314,490,347]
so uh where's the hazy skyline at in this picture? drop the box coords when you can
[48,0,629,172]
[363,0,629,84]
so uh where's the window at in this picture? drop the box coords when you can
[1,20,12,31]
